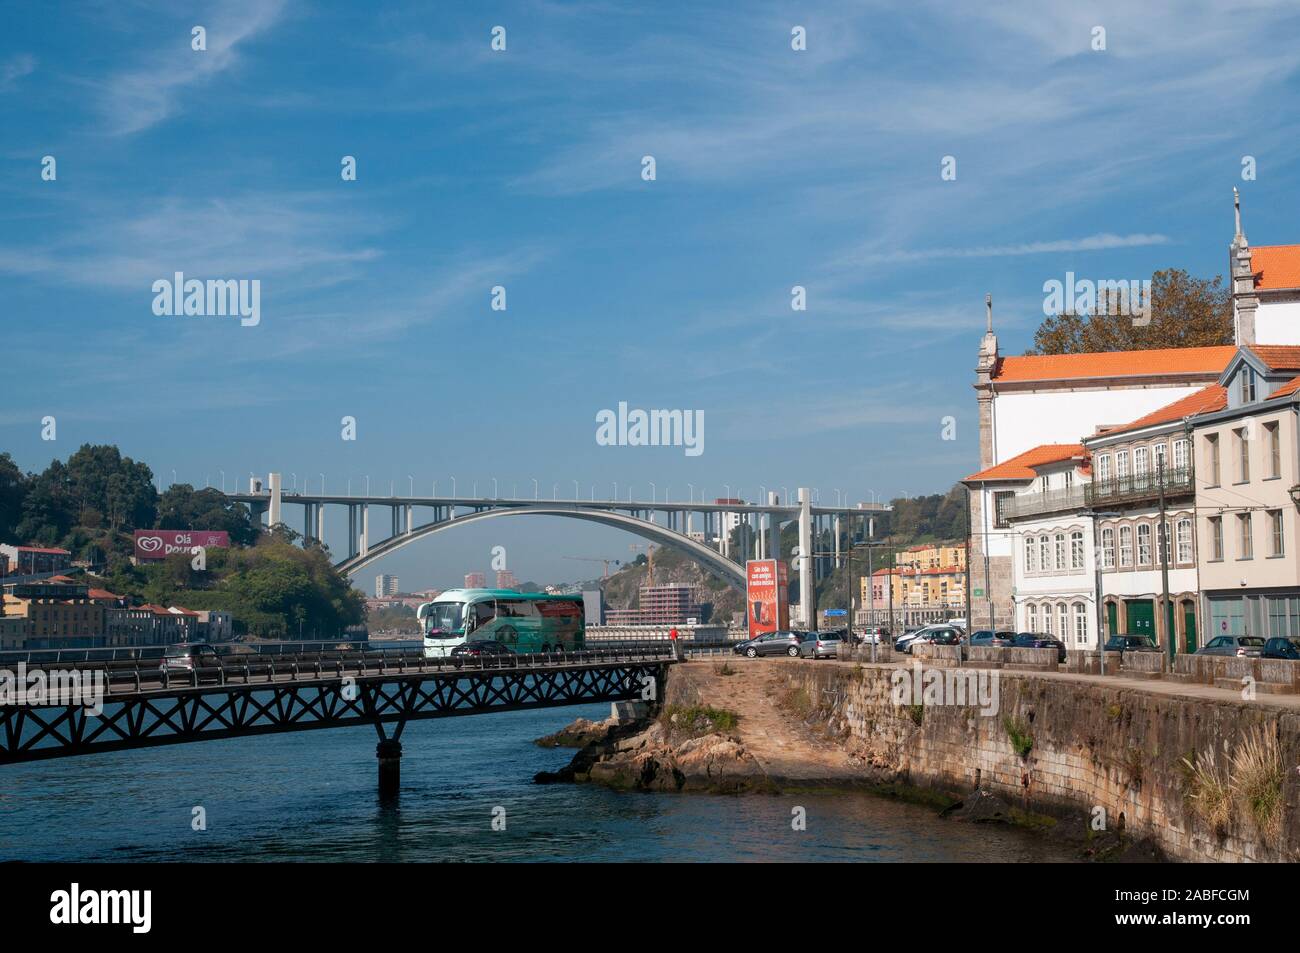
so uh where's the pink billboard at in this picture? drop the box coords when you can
[134,530,231,560]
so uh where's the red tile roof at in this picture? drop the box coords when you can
[964,444,1088,482]
[1247,345,1300,371]
[8,546,72,555]
[87,588,121,601]
[1268,374,1300,400]
[1098,384,1228,437]
[992,346,1236,384]
[1251,245,1300,290]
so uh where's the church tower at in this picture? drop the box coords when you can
[1230,187,1258,346]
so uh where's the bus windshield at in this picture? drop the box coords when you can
[423,602,465,636]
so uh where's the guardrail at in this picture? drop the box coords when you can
[6,645,679,700]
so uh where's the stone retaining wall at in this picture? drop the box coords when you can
[668,661,1300,862]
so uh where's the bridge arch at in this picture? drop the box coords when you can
[336,506,746,587]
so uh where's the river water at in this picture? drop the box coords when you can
[0,703,1076,862]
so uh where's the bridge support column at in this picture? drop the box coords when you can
[798,488,813,627]
[317,503,326,543]
[376,738,402,799]
[361,504,370,556]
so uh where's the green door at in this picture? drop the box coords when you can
[1106,602,1118,638]
[1184,603,1197,653]
[1126,600,1155,637]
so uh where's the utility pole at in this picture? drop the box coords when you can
[1157,457,1174,665]
[964,484,973,630]
[887,535,895,639]
[867,538,877,663]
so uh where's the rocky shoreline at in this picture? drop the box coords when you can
[533,707,1167,861]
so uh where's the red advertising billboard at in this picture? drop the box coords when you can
[134,530,231,560]
[745,559,789,639]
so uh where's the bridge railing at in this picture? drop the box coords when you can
[8,645,678,700]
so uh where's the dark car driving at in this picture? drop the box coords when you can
[450,639,515,660]
[1012,633,1067,663]
[160,642,225,682]
[1262,637,1300,660]
[1104,634,1160,655]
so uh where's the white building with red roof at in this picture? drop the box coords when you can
[965,193,1300,633]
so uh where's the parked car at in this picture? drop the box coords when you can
[968,630,1017,648]
[1262,637,1300,660]
[159,642,225,683]
[1012,633,1067,663]
[895,624,955,653]
[1196,635,1266,658]
[733,630,807,658]
[857,626,891,645]
[450,639,515,661]
[1103,634,1160,655]
[800,631,844,659]
[903,627,963,654]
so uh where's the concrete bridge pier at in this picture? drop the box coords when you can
[376,737,402,799]
[798,488,813,627]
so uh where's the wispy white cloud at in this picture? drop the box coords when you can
[99,0,285,135]
[0,54,36,92]
[837,233,1172,267]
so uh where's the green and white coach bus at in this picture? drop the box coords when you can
[416,589,586,658]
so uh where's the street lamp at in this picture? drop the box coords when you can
[408,475,414,496]
[219,469,226,492]
[532,478,539,499]
[320,474,325,494]
[492,477,499,498]
[573,480,579,500]
[365,476,370,496]
[649,482,656,503]
[687,483,694,503]
[451,476,456,497]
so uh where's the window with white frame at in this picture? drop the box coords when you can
[1235,428,1250,483]
[1072,602,1087,644]
[1027,604,1037,632]
[1176,518,1193,563]
[1173,438,1188,472]
[1269,509,1284,557]
[1134,446,1149,484]
[1157,520,1170,566]
[1207,516,1223,561]
[1054,533,1066,570]
[1116,450,1130,479]
[1097,454,1112,483]
[1071,531,1084,570]
[1119,525,1133,567]
[1025,536,1037,573]
[1101,527,1115,569]
[1039,535,1051,572]
[1057,603,1068,639]
[1137,523,1152,565]
[1238,513,1253,559]
[1043,604,1053,636]
[1153,441,1167,476]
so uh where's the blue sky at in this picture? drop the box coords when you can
[3,0,1300,591]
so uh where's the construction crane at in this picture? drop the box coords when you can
[562,555,619,580]
[627,543,656,588]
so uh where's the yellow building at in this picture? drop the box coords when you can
[896,542,968,573]
[863,566,966,610]
[3,580,104,646]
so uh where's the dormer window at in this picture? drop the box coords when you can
[1241,367,1257,404]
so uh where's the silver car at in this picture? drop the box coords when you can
[734,630,806,658]
[799,631,843,659]
[1196,635,1266,658]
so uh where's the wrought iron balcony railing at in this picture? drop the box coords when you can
[1085,466,1194,507]
[1001,484,1088,520]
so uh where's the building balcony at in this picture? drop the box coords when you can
[1085,467,1194,508]
[1001,485,1088,520]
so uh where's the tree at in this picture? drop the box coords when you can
[0,453,28,542]
[1027,268,1232,355]
[156,484,259,545]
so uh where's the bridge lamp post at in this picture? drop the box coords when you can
[291,473,297,492]
[782,486,789,505]
[613,482,617,501]
[552,482,558,499]
[573,480,579,500]
[365,476,371,496]
[687,483,694,503]
[320,474,326,494]
[473,482,478,498]
[219,470,226,492]
[492,477,499,498]
[649,482,656,503]
[408,475,414,496]
[532,478,539,499]
[451,477,456,497]
[347,478,352,496]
